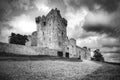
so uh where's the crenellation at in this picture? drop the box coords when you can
[62,18,67,27]
[35,16,41,24]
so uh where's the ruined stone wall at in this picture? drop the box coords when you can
[66,38,77,58]
[0,42,38,55]
[25,35,31,46]
[31,31,37,46]
[80,48,91,60]
[26,31,37,46]
[76,46,81,58]
[76,46,86,60]
[0,42,58,56]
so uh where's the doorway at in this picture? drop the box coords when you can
[57,51,63,57]
[65,52,69,58]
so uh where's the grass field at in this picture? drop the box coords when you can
[0,56,120,80]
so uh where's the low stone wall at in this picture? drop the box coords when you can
[0,42,89,59]
[0,43,38,55]
[0,42,58,56]
[33,47,58,56]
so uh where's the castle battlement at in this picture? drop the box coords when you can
[35,8,68,50]
[35,8,67,28]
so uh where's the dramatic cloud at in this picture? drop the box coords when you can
[66,0,120,12]
[77,34,120,51]
[94,0,120,12]
[83,25,118,37]
[48,0,67,15]
[0,0,36,43]
[65,8,87,39]
[1,0,120,53]
[0,22,13,43]
[85,10,114,25]
[77,36,103,48]
[79,31,100,39]
[101,47,120,53]
[9,14,36,34]
[34,0,51,15]
[0,0,35,20]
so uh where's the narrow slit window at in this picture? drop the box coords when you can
[43,22,46,26]
[43,32,44,35]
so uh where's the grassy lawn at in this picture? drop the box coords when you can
[81,62,120,80]
[0,57,120,80]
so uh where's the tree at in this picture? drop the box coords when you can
[9,33,28,45]
[93,49,104,62]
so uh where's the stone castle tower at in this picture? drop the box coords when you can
[35,8,67,50]
[25,8,90,59]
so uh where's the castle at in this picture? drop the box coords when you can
[26,8,90,59]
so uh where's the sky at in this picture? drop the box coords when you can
[0,0,120,53]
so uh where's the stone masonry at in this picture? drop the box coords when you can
[36,8,67,51]
[26,8,90,59]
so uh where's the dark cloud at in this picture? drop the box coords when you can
[0,22,13,34]
[0,0,12,21]
[79,32,99,39]
[48,0,67,15]
[83,24,120,38]
[102,47,120,53]
[94,0,120,12]
[0,0,36,22]
[67,0,94,10]
[101,38,120,48]
[0,0,35,21]
[0,22,13,43]
[67,0,120,12]
[103,45,120,48]
[0,8,7,21]
[0,0,36,42]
